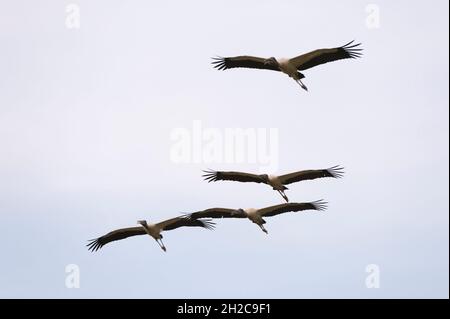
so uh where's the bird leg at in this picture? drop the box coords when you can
[159,238,167,252]
[155,239,167,252]
[277,190,289,203]
[296,79,308,91]
[259,224,268,235]
[281,190,289,202]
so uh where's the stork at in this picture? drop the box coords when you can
[188,201,327,234]
[212,41,362,90]
[203,166,344,202]
[87,216,215,252]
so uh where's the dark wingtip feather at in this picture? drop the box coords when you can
[199,219,216,230]
[342,40,355,47]
[341,41,363,59]
[202,169,219,182]
[179,215,216,230]
[327,165,345,179]
[86,238,103,252]
[312,200,328,212]
[211,57,227,70]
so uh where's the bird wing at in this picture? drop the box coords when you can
[211,56,279,71]
[87,227,146,252]
[289,41,362,71]
[203,170,265,184]
[258,200,328,217]
[278,166,344,185]
[189,208,247,219]
[156,216,216,231]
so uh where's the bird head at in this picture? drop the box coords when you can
[137,220,147,226]
[264,57,278,67]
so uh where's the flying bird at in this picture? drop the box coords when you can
[203,165,344,202]
[188,201,327,234]
[212,41,362,91]
[87,216,215,252]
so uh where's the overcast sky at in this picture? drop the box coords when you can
[0,0,448,298]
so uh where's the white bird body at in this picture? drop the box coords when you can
[244,208,258,215]
[277,58,299,79]
[267,174,289,202]
[244,208,261,223]
[241,208,266,233]
[140,222,161,239]
[267,175,285,190]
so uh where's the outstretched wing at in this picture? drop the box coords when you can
[156,216,216,231]
[258,200,328,217]
[278,166,344,185]
[203,170,265,184]
[189,208,247,219]
[290,41,362,71]
[87,227,146,252]
[212,56,279,71]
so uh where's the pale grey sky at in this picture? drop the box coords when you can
[0,0,448,298]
